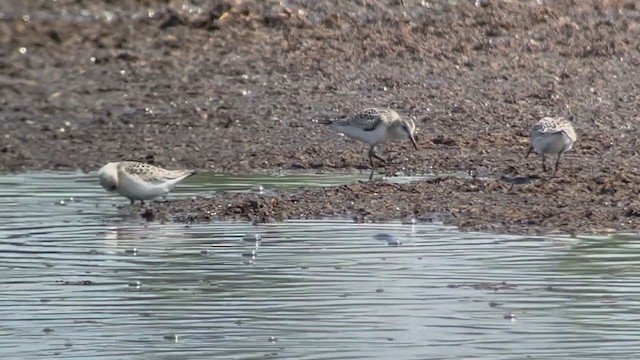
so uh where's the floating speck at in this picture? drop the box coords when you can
[373,233,396,242]
[200,249,212,255]
[401,218,418,225]
[125,248,138,255]
[55,200,67,206]
[268,336,278,343]
[242,233,262,243]
[128,281,141,289]
[163,334,179,342]
[386,239,401,247]
[242,250,257,258]
[43,327,54,334]
[503,313,516,321]
[375,288,384,293]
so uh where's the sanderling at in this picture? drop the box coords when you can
[98,161,196,205]
[525,116,577,178]
[320,107,418,180]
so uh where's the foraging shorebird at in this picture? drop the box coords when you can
[98,161,195,205]
[320,107,418,180]
[525,116,577,178]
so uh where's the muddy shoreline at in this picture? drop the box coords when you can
[143,169,640,235]
[3,0,640,234]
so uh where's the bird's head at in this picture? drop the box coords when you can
[98,162,119,192]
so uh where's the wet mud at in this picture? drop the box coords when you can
[2,0,640,234]
[147,169,640,235]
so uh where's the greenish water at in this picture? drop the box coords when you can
[0,172,639,360]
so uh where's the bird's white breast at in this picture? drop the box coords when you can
[532,131,573,155]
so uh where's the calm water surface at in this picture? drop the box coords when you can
[1,172,639,360]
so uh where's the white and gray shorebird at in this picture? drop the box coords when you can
[320,107,418,180]
[98,161,196,205]
[525,116,577,178]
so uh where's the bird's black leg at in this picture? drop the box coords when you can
[368,146,378,181]
[370,147,386,164]
[550,153,563,179]
[541,154,547,173]
[525,146,533,158]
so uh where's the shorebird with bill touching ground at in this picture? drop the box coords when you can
[525,116,577,179]
[319,107,418,180]
[98,161,196,205]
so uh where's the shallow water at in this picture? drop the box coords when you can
[1,172,640,359]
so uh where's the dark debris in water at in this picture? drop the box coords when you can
[373,233,396,242]
[56,280,94,286]
[140,208,155,222]
[447,281,517,292]
[163,334,180,342]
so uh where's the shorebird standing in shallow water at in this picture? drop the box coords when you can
[525,116,577,178]
[320,107,418,180]
[98,161,196,205]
